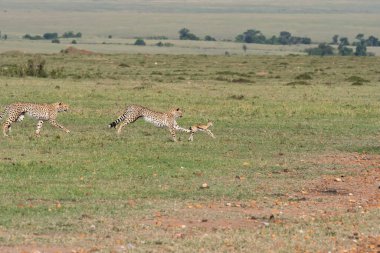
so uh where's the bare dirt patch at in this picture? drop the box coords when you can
[147,153,379,230]
[141,153,379,252]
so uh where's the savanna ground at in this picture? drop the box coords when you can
[0,52,379,252]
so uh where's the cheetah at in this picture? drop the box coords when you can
[188,121,215,141]
[0,102,70,137]
[108,104,190,142]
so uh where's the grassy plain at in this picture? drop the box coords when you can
[1,0,380,42]
[0,52,379,252]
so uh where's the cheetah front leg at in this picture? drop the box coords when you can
[172,124,191,142]
[174,124,191,133]
[48,119,70,133]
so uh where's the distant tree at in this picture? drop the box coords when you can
[305,43,334,56]
[290,36,311,44]
[61,31,81,38]
[339,37,349,46]
[62,31,74,38]
[23,34,43,40]
[279,31,292,45]
[43,33,58,40]
[156,41,174,47]
[0,32,7,40]
[204,35,216,41]
[71,40,77,44]
[355,33,364,41]
[338,38,353,56]
[179,28,199,40]
[338,46,353,56]
[108,35,112,39]
[355,40,367,56]
[134,38,146,46]
[267,35,279,44]
[332,35,339,44]
[52,38,60,43]
[366,35,379,46]
[235,29,266,44]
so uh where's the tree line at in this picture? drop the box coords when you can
[306,33,379,56]
[16,27,379,56]
[23,31,82,41]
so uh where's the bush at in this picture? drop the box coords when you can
[205,35,216,41]
[295,73,313,80]
[52,39,60,43]
[62,31,82,38]
[346,76,369,83]
[305,43,334,56]
[43,33,58,40]
[134,38,146,46]
[26,56,48,77]
[23,34,43,40]
[156,41,174,47]
[179,28,199,40]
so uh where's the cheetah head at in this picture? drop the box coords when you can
[171,107,183,118]
[55,102,69,112]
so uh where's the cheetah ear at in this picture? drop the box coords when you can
[176,108,180,111]
[58,102,62,105]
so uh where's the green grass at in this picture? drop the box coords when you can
[0,53,379,251]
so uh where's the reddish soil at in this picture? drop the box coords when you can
[144,153,379,252]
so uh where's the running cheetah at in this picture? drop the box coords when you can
[108,104,190,142]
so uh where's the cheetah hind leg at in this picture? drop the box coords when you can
[117,116,138,135]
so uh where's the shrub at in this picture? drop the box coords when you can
[134,38,146,46]
[156,41,174,47]
[205,35,216,41]
[43,33,58,40]
[305,43,334,56]
[346,76,369,83]
[286,81,311,86]
[295,73,313,80]
[179,28,199,40]
[26,56,48,77]
[62,31,82,38]
[23,34,43,40]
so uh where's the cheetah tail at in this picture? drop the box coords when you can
[108,121,117,128]
[108,113,127,128]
